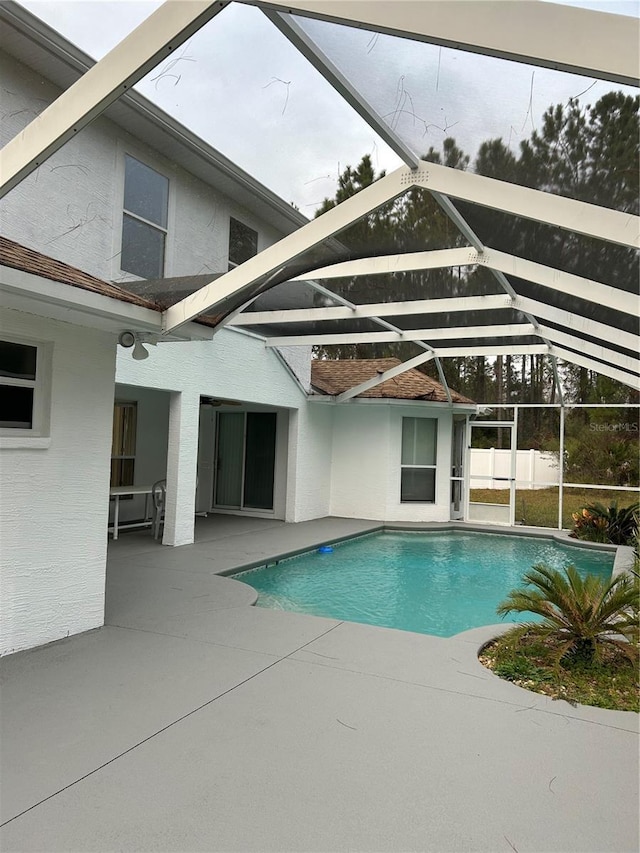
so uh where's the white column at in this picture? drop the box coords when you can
[489,446,495,489]
[529,448,536,488]
[163,391,200,547]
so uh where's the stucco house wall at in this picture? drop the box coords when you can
[285,401,334,522]
[330,403,455,522]
[0,307,116,656]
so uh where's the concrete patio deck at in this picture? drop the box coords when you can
[1,516,638,852]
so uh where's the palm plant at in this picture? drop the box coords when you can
[497,564,639,666]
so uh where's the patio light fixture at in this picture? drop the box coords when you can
[118,330,150,360]
[132,339,149,361]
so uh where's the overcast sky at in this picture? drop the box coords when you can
[20,0,639,213]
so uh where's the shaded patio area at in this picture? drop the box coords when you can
[1,516,638,852]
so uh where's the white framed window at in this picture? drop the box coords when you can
[111,401,137,488]
[121,154,169,279]
[0,337,52,438]
[228,217,258,269]
[401,417,437,502]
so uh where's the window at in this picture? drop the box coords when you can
[401,418,437,502]
[228,217,258,269]
[121,155,169,279]
[0,339,51,437]
[111,401,137,488]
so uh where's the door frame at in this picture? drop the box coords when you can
[213,410,277,513]
[450,416,467,520]
[466,415,518,526]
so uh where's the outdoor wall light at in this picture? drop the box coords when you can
[118,330,150,360]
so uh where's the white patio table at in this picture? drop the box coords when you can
[108,485,154,540]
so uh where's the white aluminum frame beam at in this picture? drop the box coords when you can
[411,163,639,249]
[233,294,637,365]
[289,247,477,281]
[549,346,640,390]
[0,1,228,197]
[514,296,638,354]
[453,340,638,389]
[265,323,534,347]
[250,0,639,86]
[266,323,638,377]
[536,325,638,376]
[281,247,635,316]
[480,249,638,317]
[436,345,547,358]
[230,294,511,326]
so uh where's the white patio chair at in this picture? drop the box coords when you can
[151,479,166,540]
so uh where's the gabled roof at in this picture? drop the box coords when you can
[0,236,158,310]
[311,358,473,404]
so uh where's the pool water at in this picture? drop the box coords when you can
[235,531,615,637]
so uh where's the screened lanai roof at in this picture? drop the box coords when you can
[1,0,638,399]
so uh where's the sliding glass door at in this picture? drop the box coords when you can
[214,411,276,511]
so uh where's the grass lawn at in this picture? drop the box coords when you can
[480,626,639,712]
[469,487,639,529]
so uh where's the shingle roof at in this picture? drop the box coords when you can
[311,358,474,404]
[0,236,160,310]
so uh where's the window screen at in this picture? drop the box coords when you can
[121,155,169,279]
[111,401,137,487]
[229,218,258,268]
[401,417,437,502]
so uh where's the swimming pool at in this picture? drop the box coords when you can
[234,530,615,637]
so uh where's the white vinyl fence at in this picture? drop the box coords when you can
[470,449,559,489]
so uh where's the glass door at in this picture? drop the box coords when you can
[214,411,276,511]
[243,412,276,509]
[467,420,516,525]
[214,411,244,507]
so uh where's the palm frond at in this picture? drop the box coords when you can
[496,563,640,664]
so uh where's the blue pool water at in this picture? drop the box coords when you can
[235,531,615,637]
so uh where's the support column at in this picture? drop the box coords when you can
[163,391,200,547]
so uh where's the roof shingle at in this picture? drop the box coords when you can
[0,236,160,310]
[311,358,474,404]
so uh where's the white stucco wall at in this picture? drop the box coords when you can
[275,346,312,391]
[116,328,305,409]
[286,402,334,522]
[330,403,455,522]
[0,308,116,656]
[0,52,284,284]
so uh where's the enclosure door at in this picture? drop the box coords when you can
[450,417,466,520]
[467,421,516,526]
[196,402,215,513]
[214,411,276,511]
